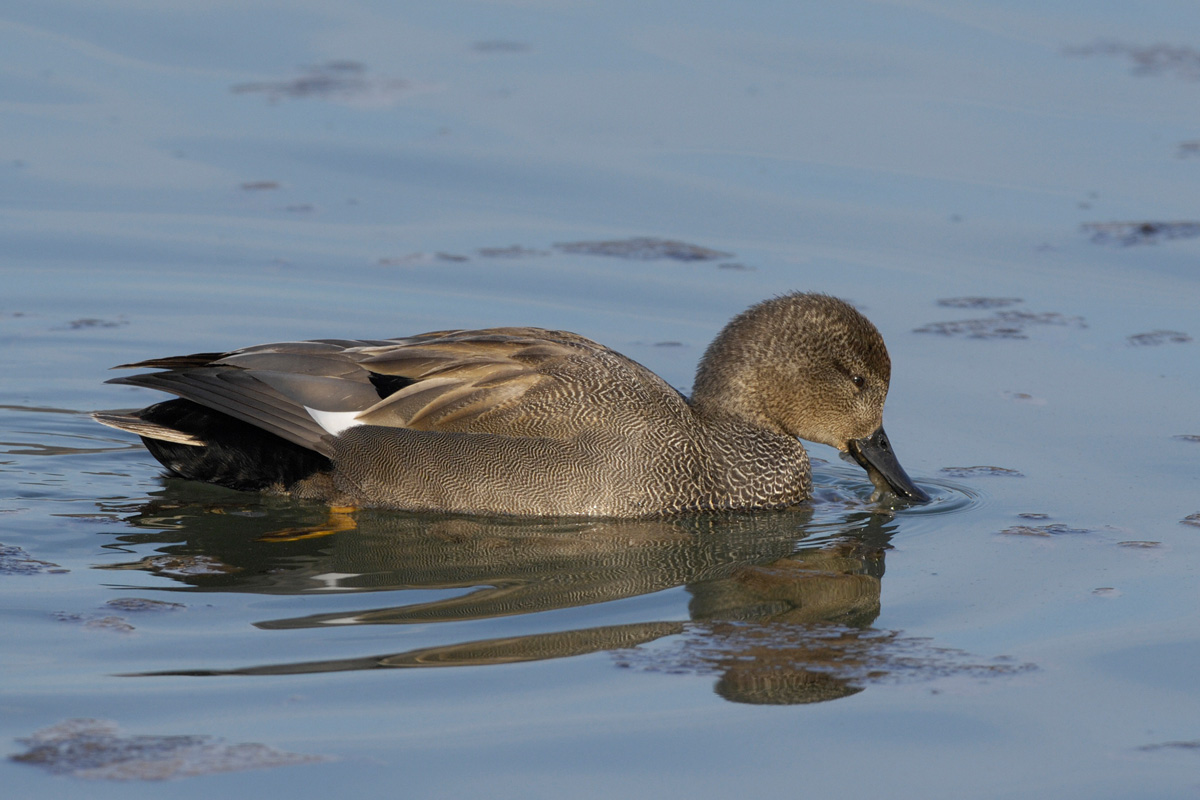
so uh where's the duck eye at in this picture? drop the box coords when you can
[851,375,865,389]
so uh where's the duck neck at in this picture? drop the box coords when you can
[689,373,788,437]
[687,397,812,510]
[690,306,793,436]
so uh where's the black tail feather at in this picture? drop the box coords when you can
[134,400,331,492]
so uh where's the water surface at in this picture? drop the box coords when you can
[3,1,1200,797]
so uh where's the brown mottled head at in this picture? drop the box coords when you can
[692,293,927,502]
[692,293,889,445]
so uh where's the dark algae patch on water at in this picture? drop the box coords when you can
[10,719,326,781]
[51,598,187,634]
[940,466,1024,478]
[917,298,1086,340]
[53,612,136,634]
[64,318,128,330]
[374,238,739,268]
[937,297,1023,309]
[1138,740,1200,752]
[915,308,1085,340]
[100,554,242,579]
[231,61,411,105]
[0,543,67,575]
[1127,330,1192,346]
[377,251,472,266]
[999,524,1094,538]
[1082,221,1200,246]
[1063,41,1200,81]
[105,597,186,613]
[1177,140,1200,158]
[475,245,551,259]
[553,237,733,261]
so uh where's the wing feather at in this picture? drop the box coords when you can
[106,327,685,448]
[109,369,334,456]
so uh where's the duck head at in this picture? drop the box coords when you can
[692,292,929,503]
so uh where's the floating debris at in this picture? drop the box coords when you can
[937,297,1023,309]
[1003,311,1085,326]
[1064,41,1200,81]
[106,598,186,613]
[231,61,412,107]
[475,245,550,258]
[89,616,135,633]
[54,612,136,633]
[1092,587,1120,597]
[1083,221,1200,246]
[912,318,999,340]
[1018,512,1050,520]
[377,252,470,266]
[940,466,1024,478]
[1174,435,1200,443]
[1182,513,1200,528]
[915,310,1085,340]
[240,181,280,191]
[553,237,733,262]
[67,318,127,330]
[10,718,326,781]
[1117,541,1161,549]
[55,512,123,523]
[1000,524,1092,537]
[102,554,241,578]
[1139,740,1200,752]
[717,262,756,271]
[0,543,66,575]
[1128,330,1192,346]
[1004,391,1046,405]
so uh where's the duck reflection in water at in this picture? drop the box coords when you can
[107,486,914,705]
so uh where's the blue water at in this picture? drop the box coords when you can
[3,1,1200,797]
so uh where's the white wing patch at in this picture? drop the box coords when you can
[304,407,365,436]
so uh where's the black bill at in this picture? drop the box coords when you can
[847,426,930,503]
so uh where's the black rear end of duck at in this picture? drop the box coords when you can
[100,399,332,493]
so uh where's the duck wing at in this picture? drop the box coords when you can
[350,327,687,435]
[103,328,686,454]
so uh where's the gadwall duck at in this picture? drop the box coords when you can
[94,292,928,516]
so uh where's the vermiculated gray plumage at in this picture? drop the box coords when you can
[94,293,926,516]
